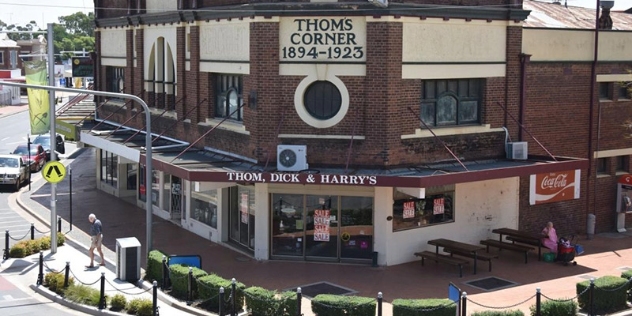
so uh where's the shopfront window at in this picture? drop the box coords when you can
[229,186,255,249]
[340,196,373,260]
[192,188,218,228]
[392,186,455,232]
[126,164,137,190]
[100,150,118,187]
[151,170,160,207]
[162,173,171,211]
[139,164,146,202]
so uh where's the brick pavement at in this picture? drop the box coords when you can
[13,145,632,315]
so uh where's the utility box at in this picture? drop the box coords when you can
[116,237,141,282]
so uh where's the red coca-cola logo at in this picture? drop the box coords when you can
[541,174,568,190]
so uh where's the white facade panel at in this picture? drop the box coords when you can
[200,21,250,62]
[100,29,127,58]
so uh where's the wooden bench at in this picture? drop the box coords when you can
[414,251,469,278]
[479,239,534,264]
[505,236,544,260]
[443,248,498,272]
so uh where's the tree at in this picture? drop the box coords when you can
[0,20,40,40]
[58,12,94,37]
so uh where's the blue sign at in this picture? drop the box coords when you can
[448,282,461,302]
[168,255,202,269]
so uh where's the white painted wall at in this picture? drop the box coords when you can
[385,177,520,266]
[254,183,270,260]
[199,21,250,62]
[143,26,178,81]
[146,0,177,12]
[99,29,127,58]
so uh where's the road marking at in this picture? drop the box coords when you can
[3,295,13,300]
[0,137,8,141]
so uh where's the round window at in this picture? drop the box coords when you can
[303,81,342,120]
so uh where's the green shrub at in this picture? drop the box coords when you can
[146,250,166,284]
[44,272,72,294]
[56,232,65,246]
[110,293,127,311]
[620,270,632,301]
[197,274,246,312]
[311,294,376,316]
[391,298,456,316]
[135,298,154,316]
[621,270,632,280]
[64,284,102,306]
[472,311,524,316]
[577,276,627,314]
[244,286,297,316]
[27,239,41,254]
[39,236,51,250]
[9,243,26,258]
[530,299,577,316]
[168,264,208,300]
[127,298,143,314]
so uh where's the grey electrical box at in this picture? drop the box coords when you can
[116,237,141,282]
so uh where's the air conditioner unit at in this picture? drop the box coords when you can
[506,142,528,160]
[116,237,141,282]
[277,145,308,172]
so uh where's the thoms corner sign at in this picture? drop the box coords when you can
[226,172,377,185]
[529,169,580,205]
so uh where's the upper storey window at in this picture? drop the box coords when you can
[215,74,243,122]
[420,79,482,127]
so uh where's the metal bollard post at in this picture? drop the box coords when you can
[31,223,35,240]
[231,278,237,316]
[377,292,383,316]
[296,287,302,316]
[69,168,73,231]
[461,292,467,316]
[161,256,167,289]
[57,216,62,233]
[152,281,158,316]
[590,278,595,316]
[99,272,106,310]
[64,262,70,288]
[36,252,44,285]
[219,287,224,316]
[187,267,193,304]
[535,288,541,316]
[4,230,9,260]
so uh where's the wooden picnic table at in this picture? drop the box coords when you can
[492,228,543,260]
[428,238,485,274]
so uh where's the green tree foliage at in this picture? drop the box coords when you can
[58,12,95,37]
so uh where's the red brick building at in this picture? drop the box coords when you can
[80,0,630,265]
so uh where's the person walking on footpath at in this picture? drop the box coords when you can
[87,213,105,268]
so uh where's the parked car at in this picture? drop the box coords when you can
[11,144,46,172]
[32,133,65,161]
[0,154,29,191]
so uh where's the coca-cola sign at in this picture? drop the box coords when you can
[529,170,580,205]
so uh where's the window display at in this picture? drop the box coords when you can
[192,189,218,228]
[392,187,454,231]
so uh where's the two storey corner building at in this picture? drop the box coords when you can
[83,0,628,266]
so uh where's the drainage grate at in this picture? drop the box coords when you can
[465,277,517,291]
[291,282,356,299]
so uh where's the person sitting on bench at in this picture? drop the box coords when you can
[541,221,558,253]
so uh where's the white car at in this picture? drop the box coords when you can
[0,154,29,191]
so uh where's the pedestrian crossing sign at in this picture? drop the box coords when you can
[42,161,66,184]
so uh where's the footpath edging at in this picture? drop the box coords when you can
[30,283,128,316]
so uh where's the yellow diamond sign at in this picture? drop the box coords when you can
[42,161,66,184]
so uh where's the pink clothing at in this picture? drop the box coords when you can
[541,226,558,253]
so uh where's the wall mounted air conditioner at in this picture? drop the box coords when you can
[506,142,528,160]
[277,145,308,172]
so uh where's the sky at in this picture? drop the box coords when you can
[0,0,629,28]
[0,0,93,28]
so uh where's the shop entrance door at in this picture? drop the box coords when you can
[170,176,182,221]
[339,197,374,263]
[305,195,339,261]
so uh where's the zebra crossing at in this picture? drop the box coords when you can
[0,208,47,256]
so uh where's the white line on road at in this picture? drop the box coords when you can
[0,137,7,141]
[0,220,30,224]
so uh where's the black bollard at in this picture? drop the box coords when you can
[296,287,302,316]
[64,262,70,288]
[161,256,167,289]
[377,292,383,316]
[461,292,467,316]
[69,168,73,231]
[152,281,158,316]
[4,230,9,260]
[57,217,62,233]
[590,278,595,316]
[231,278,237,316]
[37,252,44,285]
[219,287,224,316]
[99,272,106,309]
[31,223,35,240]
[535,288,541,316]
[187,267,193,305]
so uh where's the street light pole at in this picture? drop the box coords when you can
[0,83,154,258]
[47,23,59,253]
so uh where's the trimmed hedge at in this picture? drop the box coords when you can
[168,264,208,300]
[8,233,64,258]
[197,274,246,312]
[577,275,628,314]
[311,294,376,316]
[620,270,632,301]
[146,249,166,284]
[530,300,576,316]
[244,286,297,316]
[392,298,456,316]
[110,293,127,311]
[473,310,524,316]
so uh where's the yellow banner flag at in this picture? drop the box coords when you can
[24,60,50,135]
